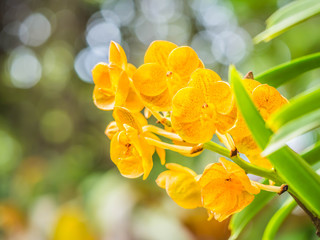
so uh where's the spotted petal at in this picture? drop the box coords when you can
[133,63,168,97]
[110,131,144,178]
[113,106,142,132]
[252,84,288,120]
[172,115,216,144]
[172,87,204,122]
[199,159,259,222]
[168,46,200,78]
[144,40,178,67]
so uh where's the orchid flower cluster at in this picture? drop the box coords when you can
[91,41,288,222]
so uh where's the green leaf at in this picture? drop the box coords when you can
[253,0,320,43]
[254,52,320,88]
[301,141,320,165]
[229,66,273,148]
[229,65,320,217]
[229,142,320,238]
[264,86,320,154]
[267,87,320,130]
[263,109,320,155]
[229,179,275,240]
[266,0,317,27]
[262,197,297,240]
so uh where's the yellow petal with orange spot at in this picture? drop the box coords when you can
[252,84,288,120]
[144,40,178,67]
[229,81,287,170]
[109,41,127,70]
[166,72,185,98]
[171,115,216,144]
[93,86,115,111]
[113,106,141,132]
[140,89,172,111]
[172,87,204,122]
[132,63,167,96]
[219,158,260,194]
[199,164,226,188]
[156,163,202,209]
[209,81,234,115]
[168,46,199,78]
[110,132,144,178]
[92,62,111,88]
[123,124,154,180]
[199,159,259,222]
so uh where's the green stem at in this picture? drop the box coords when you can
[203,141,283,183]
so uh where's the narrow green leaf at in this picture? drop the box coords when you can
[229,66,272,149]
[253,0,320,43]
[262,197,297,240]
[267,87,320,130]
[229,65,320,217]
[263,109,320,155]
[301,141,320,165]
[229,180,275,240]
[266,0,316,27]
[255,52,320,87]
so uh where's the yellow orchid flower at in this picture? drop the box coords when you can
[110,106,166,179]
[171,68,237,144]
[199,158,260,222]
[229,78,288,169]
[156,163,202,209]
[132,40,204,111]
[92,41,144,112]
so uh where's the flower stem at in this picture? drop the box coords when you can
[251,180,287,194]
[142,125,183,141]
[145,137,197,155]
[216,132,237,156]
[203,141,283,183]
[146,108,172,127]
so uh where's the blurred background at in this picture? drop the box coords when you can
[0,0,320,239]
